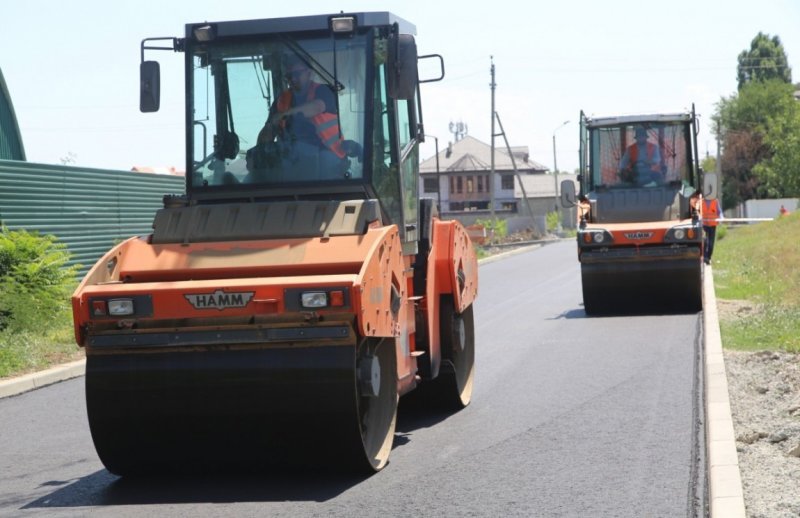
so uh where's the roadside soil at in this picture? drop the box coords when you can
[716,300,800,518]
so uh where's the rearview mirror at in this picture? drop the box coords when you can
[560,179,577,208]
[387,33,418,100]
[140,61,161,113]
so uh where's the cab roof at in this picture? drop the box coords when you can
[585,112,692,128]
[185,12,416,39]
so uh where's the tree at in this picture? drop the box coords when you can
[737,32,792,90]
[700,155,716,174]
[718,129,768,208]
[716,34,799,209]
[714,80,800,207]
[753,100,800,198]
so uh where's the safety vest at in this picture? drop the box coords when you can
[703,198,721,227]
[277,83,346,158]
[626,142,659,172]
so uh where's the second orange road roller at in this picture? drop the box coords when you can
[560,107,718,315]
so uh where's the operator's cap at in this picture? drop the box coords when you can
[634,126,648,138]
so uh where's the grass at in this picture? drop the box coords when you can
[712,211,800,353]
[0,311,83,379]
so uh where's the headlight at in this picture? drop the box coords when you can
[89,295,152,319]
[331,16,356,33]
[666,225,699,242]
[301,292,328,308]
[107,299,135,316]
[581,230,610,245]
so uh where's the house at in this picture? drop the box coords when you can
[419,135,576,234]
[419,135,547,213]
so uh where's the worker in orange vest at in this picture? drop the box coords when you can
[619,126,663,185]
[703,197,721,265]
[248,55,359,179]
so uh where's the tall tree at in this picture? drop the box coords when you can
[737,32,792,90]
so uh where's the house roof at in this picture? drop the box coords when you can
[420,135,548,174]
[131,165,186,176]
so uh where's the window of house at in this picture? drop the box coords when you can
[456,176,463,194]
[477,175,483,193]
[466,177,474,193]
[501,175,514,190]
[423,178,438,193]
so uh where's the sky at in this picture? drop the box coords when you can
[1,0,799,174]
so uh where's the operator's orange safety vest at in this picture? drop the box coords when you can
[703,198,721,227]
[277,83,346,158]
[626,142,659,172]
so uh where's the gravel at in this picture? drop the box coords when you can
[724,349,800,518]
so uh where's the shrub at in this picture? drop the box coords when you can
[0,227,79,332]
[716,224,728,241]
[475,218,508,242]
[546,211,560,232]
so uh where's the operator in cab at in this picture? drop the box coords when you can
[246,55,354,181]
[619,125,663,186]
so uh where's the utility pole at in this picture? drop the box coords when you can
[495,111,537,234]
[489,57,496,219]
[552,120,570,223]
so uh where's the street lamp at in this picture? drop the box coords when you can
[424,134,441,212]
[552,120,570,213]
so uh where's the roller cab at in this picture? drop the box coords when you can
[71,12,478,476]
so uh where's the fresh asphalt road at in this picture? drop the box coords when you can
[0,240,705,517]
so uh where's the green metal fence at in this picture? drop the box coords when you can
[0,68,25,161]
[0,159,184,276]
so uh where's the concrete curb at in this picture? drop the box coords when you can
[477,243,544,265]
[0,358,85,399]
[704,266,746,517]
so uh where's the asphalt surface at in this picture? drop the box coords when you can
[0,240,737,516]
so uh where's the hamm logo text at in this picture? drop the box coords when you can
[624,232,653,240]
[184,290,254,310]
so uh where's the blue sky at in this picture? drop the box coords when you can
[2,0,798,173]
